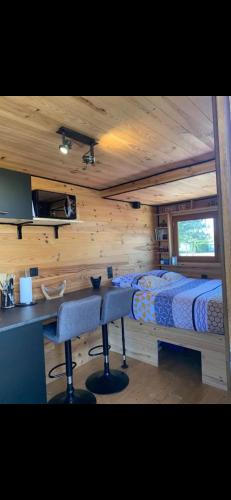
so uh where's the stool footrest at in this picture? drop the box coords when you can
[48,361,77,379]
[88,344,111,357]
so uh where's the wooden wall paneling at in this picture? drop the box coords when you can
[158,195,218,214]
[212,95,231,390]
[0,176,158,301]
[158,264,222,280]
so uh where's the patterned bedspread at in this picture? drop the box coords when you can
[112,269,171,289]
[112,271,224,335]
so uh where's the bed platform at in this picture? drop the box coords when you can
[110,270,227,390]
[109,318,227,390]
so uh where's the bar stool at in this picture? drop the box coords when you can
[85,288,133,395]
[43,295,102,404]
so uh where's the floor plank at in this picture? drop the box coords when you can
[46,348,231,404]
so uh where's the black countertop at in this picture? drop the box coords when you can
[0,286,113,333]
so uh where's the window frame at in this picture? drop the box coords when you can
[172,211,220,263]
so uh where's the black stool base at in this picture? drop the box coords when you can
[86,369,129,395]
[48,388,97,405]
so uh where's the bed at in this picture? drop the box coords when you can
[112,270,224,335]
[109,270,227,390]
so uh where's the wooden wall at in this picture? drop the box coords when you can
[0,177,157,301]
[158,263,222,280]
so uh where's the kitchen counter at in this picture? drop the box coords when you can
[0,286,113,333]
[0,285,114,403]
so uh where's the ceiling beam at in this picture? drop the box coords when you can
[101,160,216,198]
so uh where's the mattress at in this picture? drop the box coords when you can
[112,270,224,335]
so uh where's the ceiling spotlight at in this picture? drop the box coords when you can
[82,144,95,166]
[59,135,72,155]
[57,127,97,166]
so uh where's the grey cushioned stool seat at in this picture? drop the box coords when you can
[86,288,133,395]
[43,295,102,404]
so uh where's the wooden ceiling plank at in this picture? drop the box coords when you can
[152,96,213,135]
[124,96,214,156]
[0,104,189,174]
[101,160,215,197]
[144,96,214,149]
[187,96,213,121]
[0,96,212,160]
[0,96,215,189]
[108,172,217,206]
[84,95,213,158]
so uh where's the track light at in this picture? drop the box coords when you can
[59,135,72,155]
[82,144,95,166]
[57,127,97,166]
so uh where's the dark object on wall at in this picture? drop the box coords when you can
[90,276,101,289]
[131,201,141,209]
[32,190,76,220]
[107,266,113,279]
[201,274,208,279]
[0,167,32,220]
[30,267,39,277]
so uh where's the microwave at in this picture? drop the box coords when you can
[32,190,77,220]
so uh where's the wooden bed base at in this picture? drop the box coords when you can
[44,318,227,391]
[108,318,228,391]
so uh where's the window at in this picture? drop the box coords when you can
[173,212,219,262]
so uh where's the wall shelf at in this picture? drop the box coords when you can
[0,218,83,239]
[155,211,172,267]
[31,218,83,226]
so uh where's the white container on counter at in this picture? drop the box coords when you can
[19,277,33,304]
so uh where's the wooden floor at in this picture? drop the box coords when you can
[47,347,231,404]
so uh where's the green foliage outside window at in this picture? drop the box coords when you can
[178,218,215,257]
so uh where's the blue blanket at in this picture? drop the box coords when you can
[113,271,224,334]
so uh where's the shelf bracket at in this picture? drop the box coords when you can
[17,224,23,240]
[54,226,59,239]
[0,220,71,240]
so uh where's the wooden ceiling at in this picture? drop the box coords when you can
[107,172,217,205]
[0,96,215,191]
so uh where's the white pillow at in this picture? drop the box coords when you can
[162,271,184,282]
[138,275,169,290]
